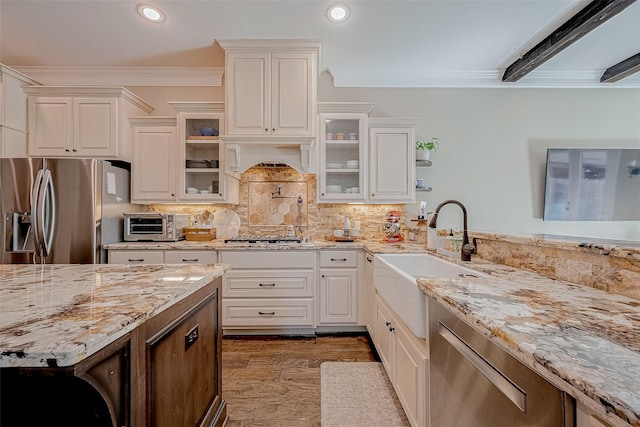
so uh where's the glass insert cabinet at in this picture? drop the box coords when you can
[179,112,225,201]
[319,112,367,202]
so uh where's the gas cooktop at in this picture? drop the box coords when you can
[223,236,302,244]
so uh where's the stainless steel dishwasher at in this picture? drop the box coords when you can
[428,296,575,426]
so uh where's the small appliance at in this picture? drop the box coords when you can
[124,213,190,242]
[382,210,403,242]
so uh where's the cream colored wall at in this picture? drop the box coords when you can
[127,76,640,241]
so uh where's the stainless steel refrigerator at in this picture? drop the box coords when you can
[0,158,141,264]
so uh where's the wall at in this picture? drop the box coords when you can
[129,74,640,242]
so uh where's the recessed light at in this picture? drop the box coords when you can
[137,4,166,23]
[327,4,350,23]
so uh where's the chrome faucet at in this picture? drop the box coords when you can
[428,199,476,261]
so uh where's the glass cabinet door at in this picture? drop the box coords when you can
[179,113,224,200]
[319,113,366,202]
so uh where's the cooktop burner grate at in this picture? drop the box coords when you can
[224,236,302,244]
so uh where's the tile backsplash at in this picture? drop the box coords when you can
[149,166,406,241]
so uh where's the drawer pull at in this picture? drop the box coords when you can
[182,258,199,262]
[258,311,276,315]
[128,258,144,262]
[259,283,276,287]
[185,324,199,351]
[331,258,347,262]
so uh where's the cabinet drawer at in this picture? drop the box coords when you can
[223,269,314,297]
[220,250,315,269]
[222,299,313,327]
[319,250,358,268]
[164,250,217,264]
[109,250,163,264]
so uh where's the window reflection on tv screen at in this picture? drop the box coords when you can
[544,148,640,221]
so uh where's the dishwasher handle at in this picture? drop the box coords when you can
[439,322,527,413]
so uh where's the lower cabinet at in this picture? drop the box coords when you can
[108,249,217,264]
[374,293,428,427]
[145,284,223,427]
[318,250,359,325]
[219,250,316,333]
[364,251,375,338]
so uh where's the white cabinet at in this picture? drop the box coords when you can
[130,117,177,203]
[364,252,375,338]
[318,250,358,325]
[108,249,217,264]
[317,103,373,202]
[368,118,419,204]
[220,250,316,332]
[24,87,153,161]
[168,102,240,204]
[0,65,39,158]
[374,293,428,427]
[220,40,320,137]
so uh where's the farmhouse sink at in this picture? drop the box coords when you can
[374,253,486,338]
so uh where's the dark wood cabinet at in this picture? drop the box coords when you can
[0,277,225,427]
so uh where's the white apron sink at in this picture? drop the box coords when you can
[374,253,486,338]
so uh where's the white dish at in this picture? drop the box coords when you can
[200,190,210,194]
[211,209,241,238]
[345,160,359,169]
[186,189,199,194]
[326,163,343,169]
[326,185,342,193]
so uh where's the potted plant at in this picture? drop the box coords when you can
[416,137,440,161]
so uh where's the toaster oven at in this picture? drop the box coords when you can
[124,213,191,242]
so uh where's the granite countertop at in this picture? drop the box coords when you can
[0,263,229,368]
[417,267,640,427]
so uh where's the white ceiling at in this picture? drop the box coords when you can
[1,0,639,88]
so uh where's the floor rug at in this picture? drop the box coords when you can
[321,362,411,427]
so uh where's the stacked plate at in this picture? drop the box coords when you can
[186,187,198,194]
[326,184,342,193]
[326,163,343,169]
[346,160,359,169]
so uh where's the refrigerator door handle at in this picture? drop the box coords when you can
[31,169,56,258]
[31,169,44,256]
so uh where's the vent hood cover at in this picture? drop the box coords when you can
[222,136,315,173]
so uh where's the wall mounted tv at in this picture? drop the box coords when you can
[544,148,640,221]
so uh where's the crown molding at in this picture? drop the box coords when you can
[329,68,640,88]
[13,66,224,87]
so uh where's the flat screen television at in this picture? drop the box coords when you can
[543,148,640,221]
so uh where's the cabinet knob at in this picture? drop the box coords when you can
[65,149,70,152]
[321,274,325,278]
[389,327,395,332]
[371,194,375,197]
[72,149,77,152]
[265,128,269,132]
[272,128,275,132]
[385,321,391,327]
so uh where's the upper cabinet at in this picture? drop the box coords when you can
[1,65,40,158]
[368,118,420,204]
[317,103,373,203]
[169,101,239,204]
[130,116,178,203]
[219,40,320,137]
[24,86,153,161]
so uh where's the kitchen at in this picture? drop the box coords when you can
[1,1,640,427]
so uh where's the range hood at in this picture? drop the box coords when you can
[222,136,316,173]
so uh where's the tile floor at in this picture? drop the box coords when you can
[221,334,377,427]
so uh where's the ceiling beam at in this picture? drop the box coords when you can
[502,0,637,83]
[600,52,640,82]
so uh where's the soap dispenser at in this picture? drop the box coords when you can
[343,214,351,237]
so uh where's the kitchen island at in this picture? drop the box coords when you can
[0,263,229,427]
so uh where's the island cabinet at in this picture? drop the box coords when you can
[0,276,226,427]
[24,86,154,161]
[131,278,225,427]
[219,40,320,137]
